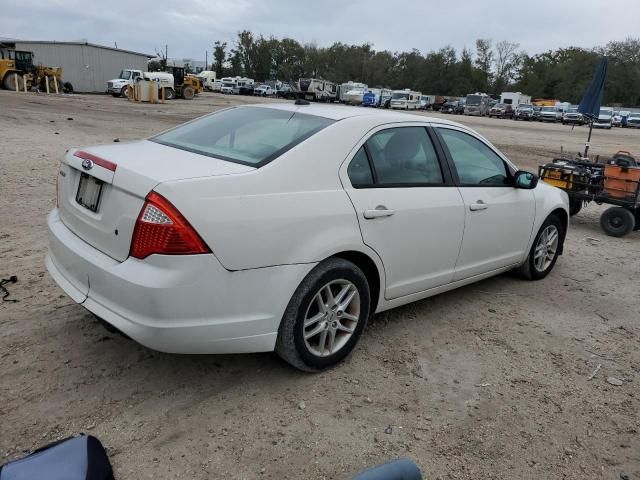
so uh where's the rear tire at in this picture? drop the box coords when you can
[600,207,635,237]
[275,258,371,372]
[182,86,195,100]
[517,215,563,280]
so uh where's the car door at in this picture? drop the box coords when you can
[341,125,465,299]
[435,126,535,281]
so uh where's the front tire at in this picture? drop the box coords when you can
[569,196,582,216]
[517,215,563,280]
[600,207,635,237]
[275,258,371,371]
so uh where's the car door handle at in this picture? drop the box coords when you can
[469,201,489,211]
[363,206,395,219]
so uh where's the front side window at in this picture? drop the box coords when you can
[438,128,509,186]
[362,127,443,186]
[153,107,334,167]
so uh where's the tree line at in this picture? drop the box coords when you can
[202,32,639,106]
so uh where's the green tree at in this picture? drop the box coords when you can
[474,39,493,93]
[213,41,226,78]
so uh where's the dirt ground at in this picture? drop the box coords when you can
[1,90,639,479]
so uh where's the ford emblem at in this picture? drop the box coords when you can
[81,158,93,171]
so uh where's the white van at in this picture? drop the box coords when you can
[390,89,422,110]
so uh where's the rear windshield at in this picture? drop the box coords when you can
[152,107,334,167]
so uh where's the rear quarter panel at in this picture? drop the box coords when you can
[155,118,379,271]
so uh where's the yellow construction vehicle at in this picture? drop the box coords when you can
[167,66,202,100]
[0,49,72,93]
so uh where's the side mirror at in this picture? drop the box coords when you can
[514,170,538,189]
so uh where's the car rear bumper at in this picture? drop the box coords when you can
[46,209,314,354]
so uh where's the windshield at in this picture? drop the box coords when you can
[152,107,334,167]
[541,106,556,112]
[119,70,132,80]
[629,113,640,118]
[599,109,613,116]
[518,105,533,110]
[348,87,365,93]
[222,82,234,87]
[392,92,409,100]
[466,95,482,105]
[567,107,578,113]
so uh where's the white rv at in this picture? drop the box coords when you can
[464,92,491,116]
[343,84,369,105]
[338,82,367,103]
[299,78,337,102]
[390,89,422,110]
[500,91,531,107]
[220,76,239,94]
[196,70,217,91]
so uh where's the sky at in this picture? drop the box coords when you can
[1,0,638,62]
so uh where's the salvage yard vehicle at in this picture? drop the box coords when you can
[343,83,369,105]
[612,111,629,127]
[232,78,255,95]
[46,104,569,371]
[627,112,640,128]
[539,106,563,122]
[514,104,534,121]
[488,103,514,119]
[390,89,422,110]
[464,93,490,116]
[196,70,217,91]
[562,106,585,125]
[0,49,72,93]
[254,84,276,96]
[594,107,613,129]
[107,69,174,99]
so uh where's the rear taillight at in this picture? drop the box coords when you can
[130,192,210,259]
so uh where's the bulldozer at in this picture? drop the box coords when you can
[0,48,72,93]
[167,66,202,100]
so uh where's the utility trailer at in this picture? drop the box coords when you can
[539,151,640,237]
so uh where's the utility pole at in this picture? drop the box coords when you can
[205,50,208,71]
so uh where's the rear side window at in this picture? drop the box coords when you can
[366,127,443,185]
[347,147,374,187]
[347,127,444,187]
[152,107,334,167]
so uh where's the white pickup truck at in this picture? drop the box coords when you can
[106,69,174,98]
[254,84,276,96]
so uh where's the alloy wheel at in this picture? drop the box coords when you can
[533,225,559,272]
[303,280,360,357]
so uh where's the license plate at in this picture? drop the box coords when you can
[76,173,104,212]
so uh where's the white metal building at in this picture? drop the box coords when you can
[0,39,153,92]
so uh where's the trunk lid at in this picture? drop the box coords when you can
[57,140,254,262]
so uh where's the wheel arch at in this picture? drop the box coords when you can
[550,207,568,254]
[331,250,382,314]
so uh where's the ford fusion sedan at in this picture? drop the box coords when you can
[47,104,569,371]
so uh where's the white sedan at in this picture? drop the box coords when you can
[47,103,569,371]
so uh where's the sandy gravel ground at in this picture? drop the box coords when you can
[1,90,639,479]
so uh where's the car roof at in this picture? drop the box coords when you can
[244,102,465,127]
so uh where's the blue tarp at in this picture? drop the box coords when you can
[578,57,608,119]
